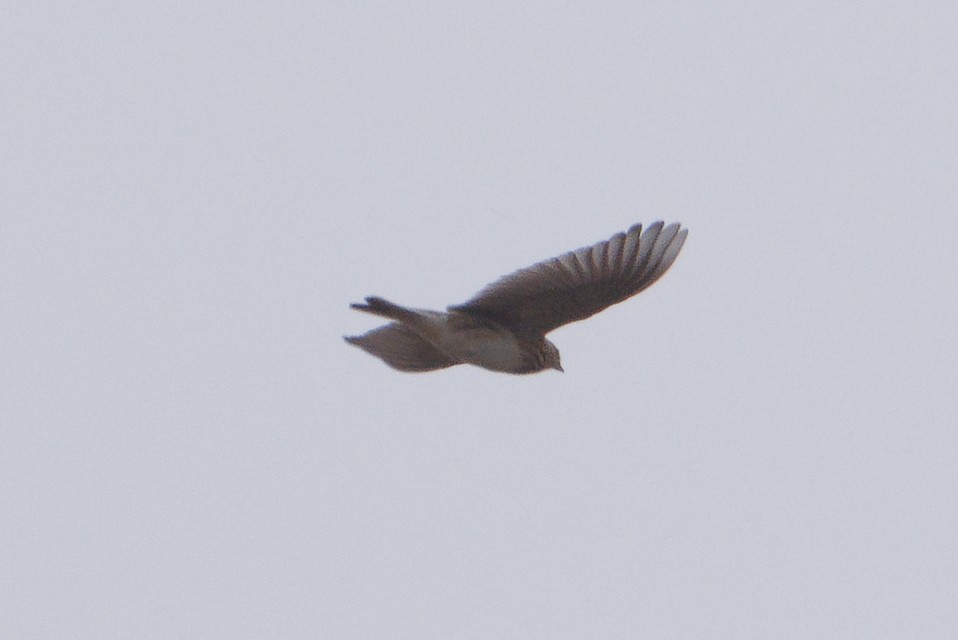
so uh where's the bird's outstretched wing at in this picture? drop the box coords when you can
[450,222,687,336]
[344,323,456,372]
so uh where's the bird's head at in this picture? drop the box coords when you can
[542,339,563,372]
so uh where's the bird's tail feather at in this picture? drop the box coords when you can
[349,296,416,323]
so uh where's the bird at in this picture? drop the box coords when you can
[345,221,687,374]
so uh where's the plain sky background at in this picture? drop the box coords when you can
[2,2,957,638]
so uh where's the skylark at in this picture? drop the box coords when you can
[346,221,687,374]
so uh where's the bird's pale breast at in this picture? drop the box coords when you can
[432,316,528,372]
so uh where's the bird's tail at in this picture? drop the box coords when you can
[349,296,418,323]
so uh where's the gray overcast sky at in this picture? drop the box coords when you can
[2,2,957,638]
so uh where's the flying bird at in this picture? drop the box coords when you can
[345,221,687,374]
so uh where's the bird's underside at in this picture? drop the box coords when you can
[346,221,687,374]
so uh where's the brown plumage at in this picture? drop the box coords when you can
[346,221,687,374]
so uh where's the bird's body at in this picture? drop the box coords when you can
[346,299,545,372]
[346,221,687,374]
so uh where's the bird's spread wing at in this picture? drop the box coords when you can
[344,323,456,372]
[449,222,687,336]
